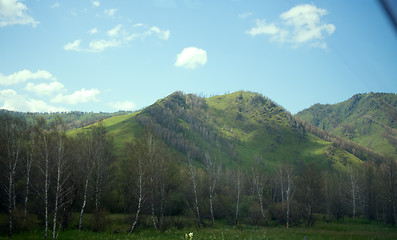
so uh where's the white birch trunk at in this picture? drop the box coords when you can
[5,122,20,237]
[235,169,241,225]
[129,158,144,234]
[188,157,200,223]
[78,178,89,232]
[24,139,33,229]
[349,165,358,221]
[257,183,267,223]
[43,135,49,240]
[52,137,64,239]
[284,166,294,229]
[205,153,218,226]
[150,185,158,230]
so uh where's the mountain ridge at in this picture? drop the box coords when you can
[73,90,366,172]
[296,92,397,159]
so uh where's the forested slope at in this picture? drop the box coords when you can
[1,91,396,238]
[98,91,362,171]
[296,92,397,159]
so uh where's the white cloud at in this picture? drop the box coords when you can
[246,4,335,48]
[104,8,117,17]
[65,25,169,53]
[25,81,65,96]
[148,26,170,40]
[238,12,253,19]
[64,39,120,53]
[0,89,68,112]
[0,0,39,27]
[0,69,55,85]
[280,4,335,44]
[88,39,120,52]
[51,88,100,105]
[64,39,83,51]
[246,19,280,36]
[107,24,122,37]
[174,47,207,69]
[92,1,100,7]
[89,27,98,34]
[108,101,136,111]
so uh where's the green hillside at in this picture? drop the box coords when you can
[0,109,133,129]
[86,91,363,171]
[296,92,397,159]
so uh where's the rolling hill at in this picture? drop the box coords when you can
[77,91,365,171]
[296,92,397,159]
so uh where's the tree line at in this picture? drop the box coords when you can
[0,113,396,239]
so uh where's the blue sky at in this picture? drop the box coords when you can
[0,0,396,114]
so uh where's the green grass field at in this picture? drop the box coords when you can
[1,214,396,240]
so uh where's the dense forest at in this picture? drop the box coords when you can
[0,92,396,239]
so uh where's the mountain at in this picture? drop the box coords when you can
[78,91,365,171]
[296,92,397,159]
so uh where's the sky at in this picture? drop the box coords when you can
[0,0,396,114]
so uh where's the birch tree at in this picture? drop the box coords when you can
[50,117,72,239]
[348,164,359,222]
[234,168,241,225]
[277,164,295,228]
[204,152,219,226]
[125,139,146,233]
[91,121,112,229]
[75,132,95,232]
[188,156,201,224]
[36,117,50,239]
[146,130,160,230]
[23,127,35,229]
[2,115,24,237]
[252,167,268,224]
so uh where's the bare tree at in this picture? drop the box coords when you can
[146,130,159,230]
[277,164,295,228]
[188,156,201,224]
[23,128,35,228]
[3,116,24,237]
[40,133,50,239]
[204,152,219,226]
[348,164,359,222]
[234,168,241,225]
[75,132,95,232]
[50,117,72,239]
[252,167,268,224]
[296,162,322,227]
[91,121,111,229]
[34,117,51,239]
[380,158,397,226]
[126,139,146,233]
[129,154,145,233]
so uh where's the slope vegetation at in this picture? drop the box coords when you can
[94,91,362,171]
[296,93,397,158]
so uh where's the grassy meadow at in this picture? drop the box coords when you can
[1,213,396,240]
